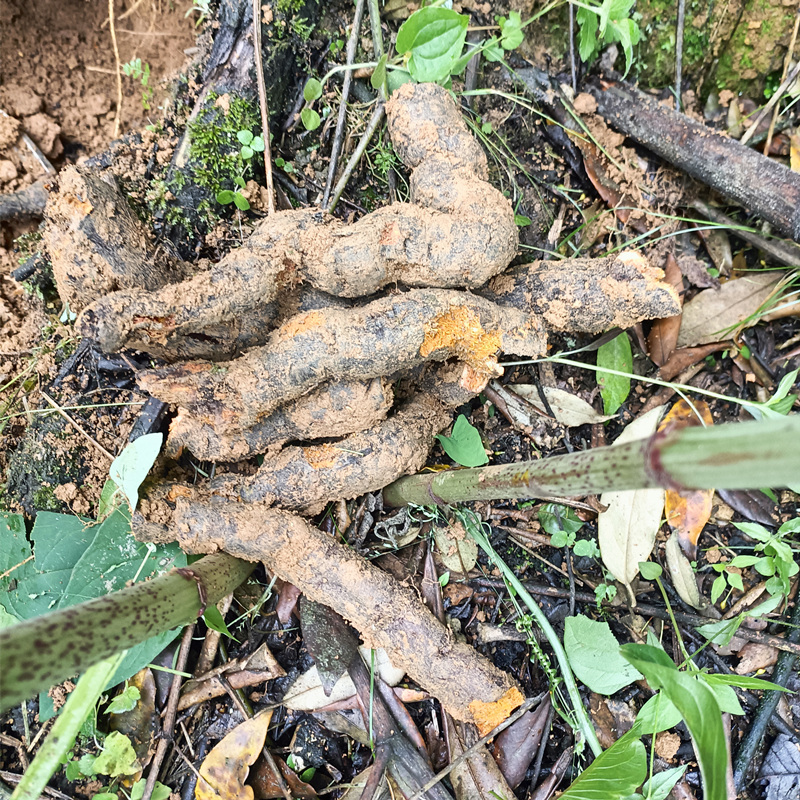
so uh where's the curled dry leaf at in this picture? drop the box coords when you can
[197,710,272,800]
[647,252,684,367]
[598,406,666,604]
[660,399,715,559]
[434,518,478,573]
[665,532,706,610]
[512,384,614,426]
[677,271,784,347]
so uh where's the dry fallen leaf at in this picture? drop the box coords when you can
[660,399,715,559]
[677,272,784,347]
[598,406,666,604]
[647,253,684,367]
[512,385,614,426]
[197,710,273,800]
[735,642,779,674]
[665,532,706,610]
[434,518,478,573]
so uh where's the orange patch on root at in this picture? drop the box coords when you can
[282,310,325,338]
[419,306,503,375]
[65,194,93,217]
[469,686,525,736]
[303,443,340,470]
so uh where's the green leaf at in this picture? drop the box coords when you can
[236,130,254,146]
[250,136,265,153]
[497,11,524,50]
[550,529,574,548]
[216,190,235,204]
[640,765,687,800]
[707,681,743,714]
[638,561,663,580]
[435,414,488,467]
[573,539,601,558]
[303,78,323,102]
[233,193,251,211]
[711,574,726,603]
[131,780,171,800]
[106,685,140,714]
[371,54,388,91]
[575,6,600,62]
[538,503,584,537]
[240,145,254,160]
[631,692,683,735]
[483,36,504,62]
[597,333,632,415]
[234,175,246,189]
[109,434,162,512]
[621,644,728,800]
[300,107,321,131]
[702,672,790,693]
[93,793,118,800]
[395,6,469,84]
[606,17,640,77]
[203,605,235,639]
[386,67,413,94]
[564,616,643,695]
[559,730,647,800]
[91,731,140,777]
[697,615,743,646]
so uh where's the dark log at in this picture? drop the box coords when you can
[587,78,800,242]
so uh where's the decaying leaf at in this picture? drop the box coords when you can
[647,253,684,367]
[660,399,715,559]
[281,649,404,712]
[665,532,706,610]
[197,710,272,800]
[598,406,666,604]
[434,518,478,573]
[677,271,784,347]
[512,384,614,426]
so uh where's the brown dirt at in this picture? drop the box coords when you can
[0,0,197,517]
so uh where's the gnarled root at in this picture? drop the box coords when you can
[166,377,393,462]
[73,82,517,358]
[134,500,523,732]
[137,289,545,434]
[482,250,680,333]
[207,392,455,514]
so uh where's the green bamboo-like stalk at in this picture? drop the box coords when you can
[0,553,254,714]
[383,416,800,507]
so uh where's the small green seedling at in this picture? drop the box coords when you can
[733,518,800,598]
[185,0,211,26]
[539,503,600,557]
[708,555,760,605]
[237,129,265,161]
[121,58,153,111]
[216,176,250,211]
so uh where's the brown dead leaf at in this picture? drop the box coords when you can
[197,711,273,800]
[659,342,727,381]
[677,272,783,347]
[659,399,714,558]
[735,642,779,675]
[648,253,684,366]
[492,697,551,788]
[250,755,317,800]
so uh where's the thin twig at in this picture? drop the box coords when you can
[322,0,366,210]
[568,1,577,93]
[764,9,800,156]
[326,100,385,214]
[108,0,123,139]
[406,694,545,800]
[141,623,195,800]
[675,0,685,111]
[740,59,800,146]
[366,0,384,59]
[39,391,114,461]
[252,0,275,215]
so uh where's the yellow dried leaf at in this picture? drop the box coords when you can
[659,400,714,558]
[197,711,273,800]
